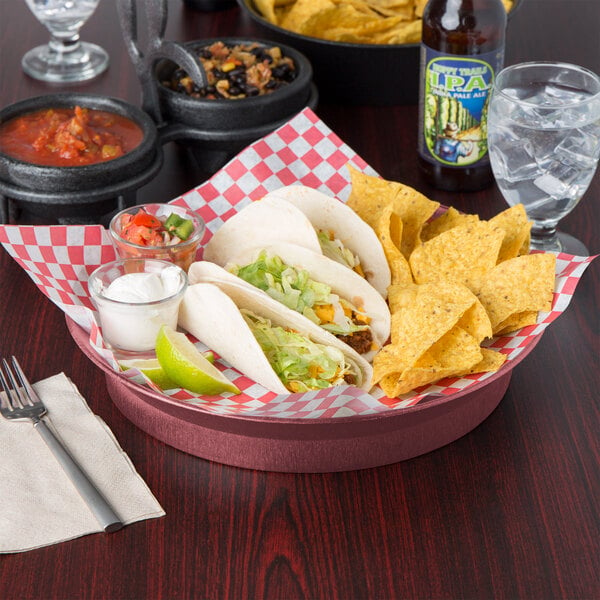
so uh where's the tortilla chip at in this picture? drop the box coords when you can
[254,0,278,23]
[376,326,483,396]
[377,19,422,44]
[366,0,413,8]
[378,281,479,366]
[456,299,493,343]
[301,6,370,38]
[375,205,413,285]
[347,167,438,260]
[387,282,418,314]
[494,310,539,336]
[309,6,408,36]
[392,185,439,258]
[414,0,428,17]
[370,5,414,19]
[428,327,484,371]
[409,221,504,289]
[346,166,400,228]
[488,204,532,263]
[473,253,556,333]
[421,207,480,243]
[334,0,378,10]
[456,348,507,376]
[257,0,513,44]
[274,4,295,22]
[281,0,335,32]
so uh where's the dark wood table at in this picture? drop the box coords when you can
[1,1,598,598]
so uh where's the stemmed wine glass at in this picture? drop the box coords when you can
[487,61,600,255]
[22,0,109,83]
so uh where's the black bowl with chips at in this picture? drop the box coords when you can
[238,0,419,105]
[155,37,318,172]
[238,0,523,106]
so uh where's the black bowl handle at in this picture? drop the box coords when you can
[117,0,208,124]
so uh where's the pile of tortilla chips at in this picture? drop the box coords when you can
[253,0,513,45]
[346,167,556,397]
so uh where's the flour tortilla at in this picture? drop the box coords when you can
[262,185,391,297]
[178,281,373,394]
[203,197,321,265]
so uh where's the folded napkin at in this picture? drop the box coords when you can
[0,373,165,553]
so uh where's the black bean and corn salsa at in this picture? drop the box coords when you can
[162,41,298,100]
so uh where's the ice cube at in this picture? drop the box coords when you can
[490,140,542,183]
[490,123,520,142]
[557,128,600,168]
[502,86,525,101]
[533,163,580,199]
[543,83,585,105]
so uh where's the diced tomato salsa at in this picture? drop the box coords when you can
[111,206,202,272]
[0,106,143,166]
[119,209,194,247]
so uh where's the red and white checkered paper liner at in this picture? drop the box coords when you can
[0,108,596,418]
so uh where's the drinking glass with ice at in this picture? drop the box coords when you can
[487,61,600,254]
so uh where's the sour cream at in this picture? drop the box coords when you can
[104,267,183,303]
[89,260,187,353]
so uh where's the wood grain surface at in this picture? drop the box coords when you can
[0,1,598,598]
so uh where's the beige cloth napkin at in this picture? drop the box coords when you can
[0,373,165,553]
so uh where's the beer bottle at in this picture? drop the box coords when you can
[417,0,507,191]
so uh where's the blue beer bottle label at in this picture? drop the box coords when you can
[418,46,504,168]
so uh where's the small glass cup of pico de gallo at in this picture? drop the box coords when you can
[109,204,205,272]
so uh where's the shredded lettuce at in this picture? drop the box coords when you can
[317,230,361,271]
[241,310,356,393]
[230,251,368,336]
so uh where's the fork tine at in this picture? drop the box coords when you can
[3,358,27,408]
[10,356,40,407]
[0,362,15,410]
[1,358,24,409]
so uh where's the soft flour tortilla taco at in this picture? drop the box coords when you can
[203,197,321,265]
[203,186,391,297]
[262,185,391,297]
[178,281,373,394]
[189,243,391,361]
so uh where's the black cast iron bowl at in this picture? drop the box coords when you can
[0,93,160,194]
[155,37,318,172]
[238,0,523,106]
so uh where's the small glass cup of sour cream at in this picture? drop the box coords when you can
[88,258,188,354]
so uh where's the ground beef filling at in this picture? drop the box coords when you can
[336,328,373,356]
[343,373,357,386]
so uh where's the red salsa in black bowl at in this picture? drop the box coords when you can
[0,106,144,167]
[0,93,159,193]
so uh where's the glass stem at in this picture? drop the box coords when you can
[48,33,81,56]
[531,223,560,251]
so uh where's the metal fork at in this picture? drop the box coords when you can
[0,356,123,533]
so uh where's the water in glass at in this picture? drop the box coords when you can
[26,0,100,33]
[22,0,108,83]
[488,63,600,254]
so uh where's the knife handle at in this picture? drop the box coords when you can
[34,419,123,533]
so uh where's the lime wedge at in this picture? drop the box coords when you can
[202,351,215,364]
[155,325,240,396]
[119,358,178,390]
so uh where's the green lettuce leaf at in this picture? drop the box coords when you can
[241,310,356,393]
[231,251,368,336]
[317,230,361,272]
